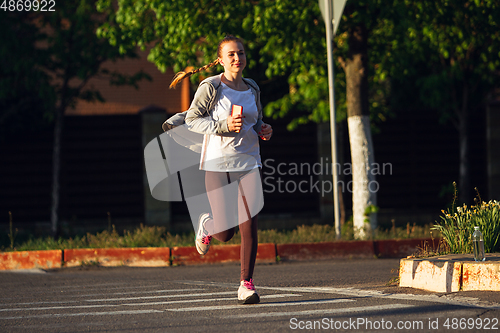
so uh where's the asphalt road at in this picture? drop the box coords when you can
[1,259,499,332]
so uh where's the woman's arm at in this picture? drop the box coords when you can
[184,82,231,135]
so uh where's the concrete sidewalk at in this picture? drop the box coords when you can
[399,253,500,292]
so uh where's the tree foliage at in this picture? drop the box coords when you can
[394,0,500,117]
[96,0,397,130]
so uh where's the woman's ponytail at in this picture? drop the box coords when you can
[169,59,220,89]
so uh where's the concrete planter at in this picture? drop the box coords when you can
[400,254,500,292]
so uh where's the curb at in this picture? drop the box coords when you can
[399,254,500,292]
[0,250,62,270]
[171,243,276,266]
[63,247,171,268]
[277,241,374,261]
[0,238,434,271]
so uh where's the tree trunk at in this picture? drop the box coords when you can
[51,80,68,238]
[345,24,377,239]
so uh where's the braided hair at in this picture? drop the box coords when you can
[169,35,245,89]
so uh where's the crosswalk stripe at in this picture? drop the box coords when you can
[75,288,204,298]
[85,291,235,302]
[0,309,163,320]
[0,304,121,312]
[166,298,354,312]
[0,294,301,313]
[1,289,205,308]
[225,303,415,318]
[180,282,500,310]
[122,293,302,307]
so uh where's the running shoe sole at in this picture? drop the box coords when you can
[238,293,260,305]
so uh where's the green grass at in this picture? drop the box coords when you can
[434,198,500,254]
[432,183,500,254]
[2,223,437,252]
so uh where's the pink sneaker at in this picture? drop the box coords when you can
[238,279,260,304]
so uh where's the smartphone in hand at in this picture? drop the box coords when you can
[231,105,243,133]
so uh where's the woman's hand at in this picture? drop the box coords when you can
[227,114,244,132]
[259,123,273,141]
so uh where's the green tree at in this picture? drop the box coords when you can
[96,0,398,233]
[1,1,150,236]
[399,0,500,204]
[336,2,384,238]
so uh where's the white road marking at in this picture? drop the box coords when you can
[279,287,500,310]
[1,301,78,306]
[56,284,163,292]
[225,303,415,318]
[5,280,476,324]
[0,309,163,320]
[0,304,120,312]
[56,282,132,289]
[166,298,354,312]
[74,288,203,298]
[0,269,47,274]
[85,291,236,302]
[0,289,204,307]
[0,284,162,302]
[179,281,500,310]
[122,293,302,307]
[0,294,301,313]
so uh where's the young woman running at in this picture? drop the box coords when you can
[169,35,273,304]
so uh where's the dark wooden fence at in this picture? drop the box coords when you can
[0,115,144,229]
[0,107,487,234]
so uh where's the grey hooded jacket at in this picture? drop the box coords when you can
[162,74,263,134]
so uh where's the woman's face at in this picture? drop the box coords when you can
[218,41,246,74]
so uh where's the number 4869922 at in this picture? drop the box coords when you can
[1,0,56,11]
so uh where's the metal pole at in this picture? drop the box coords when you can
[324,0,341,239]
